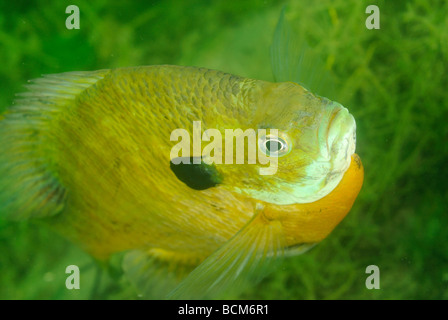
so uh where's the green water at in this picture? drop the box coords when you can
[0,0,447,299]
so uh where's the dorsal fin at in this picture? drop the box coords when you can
[270,7,336,99]
[0,70,109,220]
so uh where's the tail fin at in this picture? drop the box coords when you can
[0,70,108,220]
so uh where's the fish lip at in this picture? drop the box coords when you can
[325,104,356,176]
[325,104,355,150]
[325,107,342,150]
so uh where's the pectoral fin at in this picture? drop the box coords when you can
[167,206,285,299]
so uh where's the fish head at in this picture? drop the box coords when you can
[225,80,359,206]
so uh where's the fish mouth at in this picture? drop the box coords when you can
[324,103,356,180]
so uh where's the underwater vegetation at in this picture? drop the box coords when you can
[0,0,447,299]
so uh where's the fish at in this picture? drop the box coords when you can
[0,10,363,299]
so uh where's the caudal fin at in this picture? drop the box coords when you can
[0,70,108,220]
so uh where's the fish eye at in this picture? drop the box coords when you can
[259,134,290,157]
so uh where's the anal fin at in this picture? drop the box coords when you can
[122,248,202,299]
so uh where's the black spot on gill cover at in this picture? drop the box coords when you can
[170,157,222,190]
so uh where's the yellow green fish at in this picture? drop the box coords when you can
[0,11,363,299]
